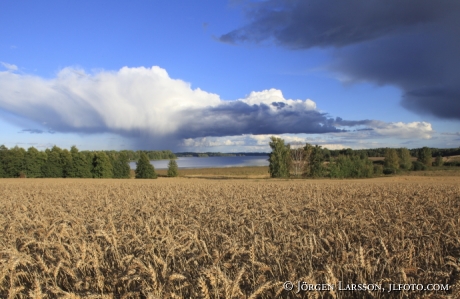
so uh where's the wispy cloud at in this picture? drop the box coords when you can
[441,132,460,136]
[1,62,18,71]
[20,129,44,134]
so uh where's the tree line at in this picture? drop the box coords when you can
[327,147,460,159]
[0,145,178,179]
[268,137,456,179]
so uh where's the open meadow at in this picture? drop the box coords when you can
[1,176,459,298]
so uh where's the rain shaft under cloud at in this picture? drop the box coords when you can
[220,0,460,120]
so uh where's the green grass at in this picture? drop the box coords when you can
[403,166,460,176]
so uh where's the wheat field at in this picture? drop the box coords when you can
[0,177,459,298]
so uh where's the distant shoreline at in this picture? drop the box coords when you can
[174,152,269,158]
[129,153,269,162]
[129,156,269,170]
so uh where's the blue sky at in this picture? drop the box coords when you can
[1,0,459,152]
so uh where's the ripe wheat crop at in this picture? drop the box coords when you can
[0,177,459,298]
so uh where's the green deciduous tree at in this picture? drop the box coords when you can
[373,164,383,176]
[72,152,92,178]
[69,146,93,178]
[3,146,26,177]
[344,148,353,156]
[112,152,131,178]
[418,147,432,167]
[306,144,324,178]
[329,155,373,178]
[135,152,157,179]
[384,148,400,170]
[412,161,427,171]
[42,146,64,178]
[0,146,5,178]
[398,148,412,170]
[322,148,331,161]
[24,147,47,178]
[268,137,291,178]
[167,159,179,177]
[434,155,443,167]
[61,149,73,178]
[92,152,113,178]
[70,145,79,156]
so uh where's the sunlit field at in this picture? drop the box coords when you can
[1,177,459,298]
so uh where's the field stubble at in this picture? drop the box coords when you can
[0,177,459,298]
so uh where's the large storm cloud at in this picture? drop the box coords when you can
[0,66,376,149]
[219,0,460,120]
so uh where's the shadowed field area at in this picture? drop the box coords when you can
[1,177,459,298]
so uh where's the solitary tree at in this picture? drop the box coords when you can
[418,147,432,167]
[268,136,291,178]
[135,152,157,179]
[167,159,179,177]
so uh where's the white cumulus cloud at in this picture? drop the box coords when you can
[240,88,316,111]
[0,66,221,136]
[0,66,355,149]
[370,121,433,139]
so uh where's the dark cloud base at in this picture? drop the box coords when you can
[176,101,372,139]
[402,87,460,120]
[220,0,460,120]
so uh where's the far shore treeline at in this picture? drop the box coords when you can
[177,147,460,159]
[0,145,176,179]
[175,152,268,157]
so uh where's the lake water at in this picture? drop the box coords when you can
[129,156,269,170]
